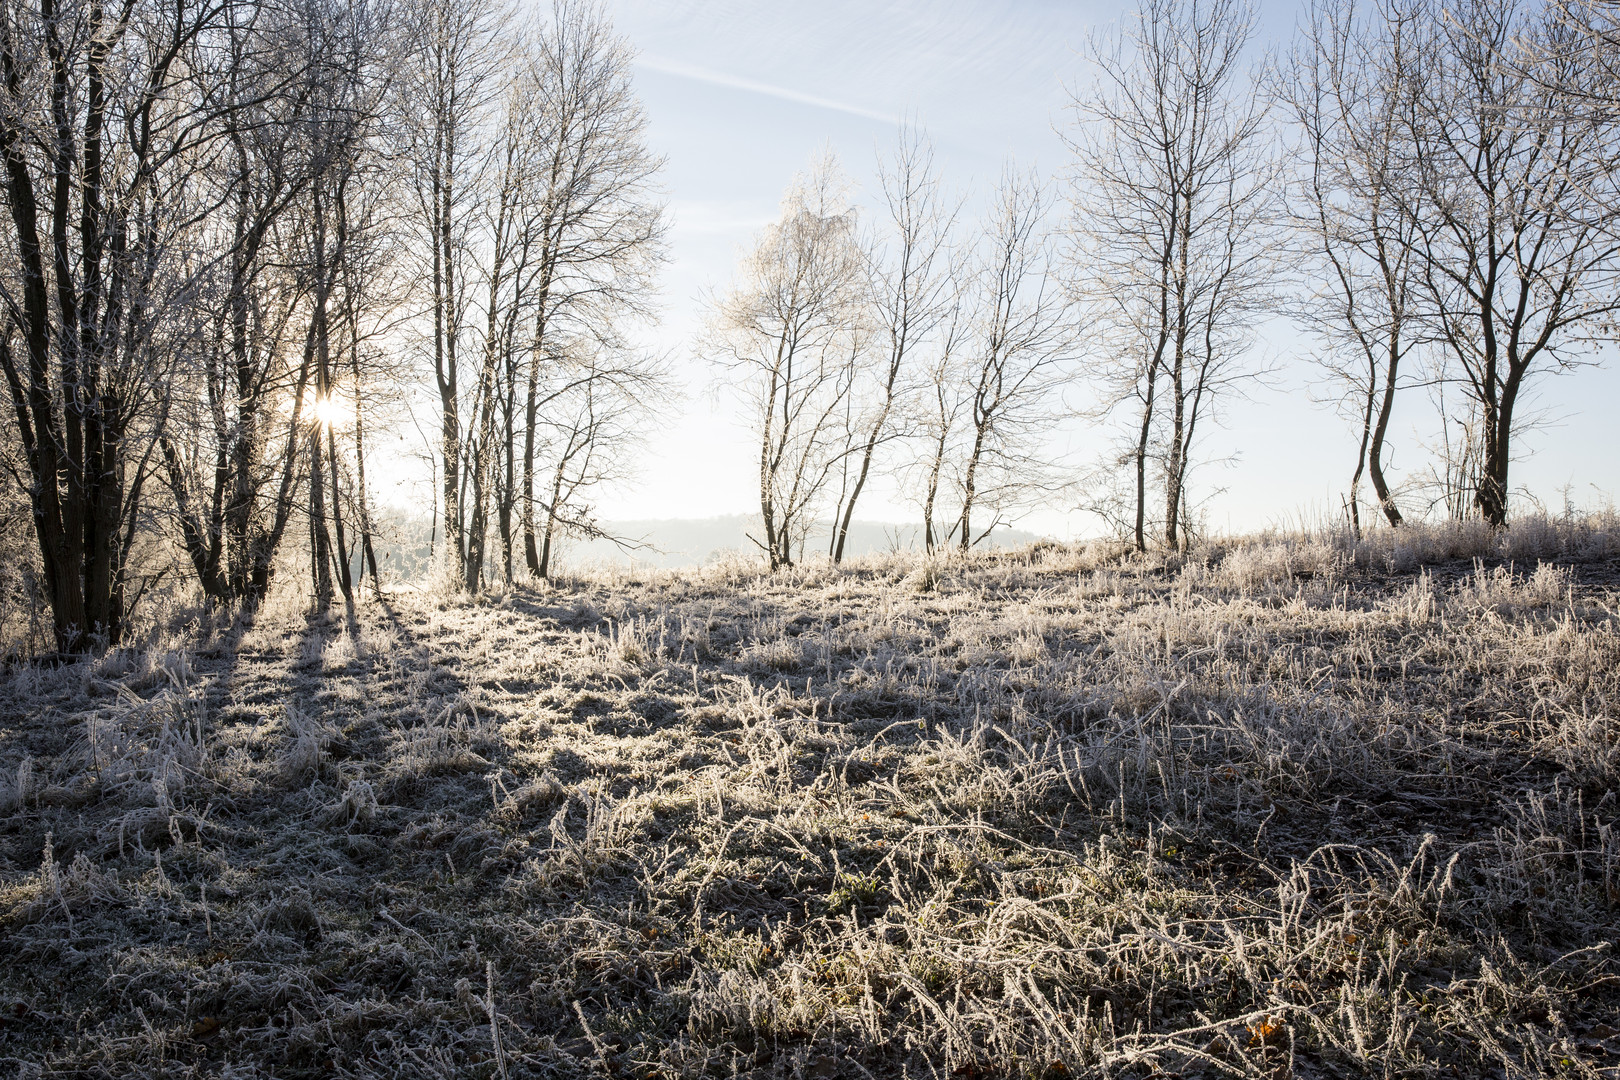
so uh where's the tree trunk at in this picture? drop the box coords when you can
[348,311,381,596]
[922,432,945,555]
[1367,336,1403,528]
[499,345,517,584]
[432,84,465,585]
[958,416,987,553]
[521,266,556,575]
[832,378,896,563]
[309,427,335,614]
[1477,387,1512,528]
[538,462,566,579]
[1133,363,1158,552]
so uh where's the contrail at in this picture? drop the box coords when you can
[636,53,896,125]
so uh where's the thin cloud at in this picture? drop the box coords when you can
[636,53,895,125]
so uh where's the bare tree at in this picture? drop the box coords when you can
[1068,0,1276,551]
[288,0,398,615]
[159,2,322,611]
[1281,0,1424,536]
[398,0,508,586]
[428,1,664,593]
[0,0,245,650]
[953,168,1078,552]
[704,157,868,570]
[160,0,405,614]
[463,58,540,592]
[1400,0,1620,527]
[333,121,412,601]
[827,126,955,564]
[530,344,670,577]
[514,0,664,579]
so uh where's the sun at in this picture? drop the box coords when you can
[309,393,350,430]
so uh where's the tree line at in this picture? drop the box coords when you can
[0,0,1615,652]
[709,0,1620,567]
[0,0,668,652]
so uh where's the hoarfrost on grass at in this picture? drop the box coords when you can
[1,525,1618,1077]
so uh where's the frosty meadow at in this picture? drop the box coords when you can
[3,521,1620,1076]
[2,0,1620,1076]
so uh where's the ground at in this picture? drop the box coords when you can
[1,533,1618,1078]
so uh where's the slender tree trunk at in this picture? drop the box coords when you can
[335,179,381,596]
[1368,336,1403,527]
[521,268,556,574]
[538,512,554,579]
[1349,383,1372,540]
[309,185,339,613]
[958,417,987,553]
[922,430,946,555]
[431,77,465,585]
[427,454,437,561]
[309,429,335,613]
[499,344,516,583]
[346,322,380,597]
[1164,384,1185,551]
[538,461,565,578]
[521,357,543,573]
[832,388,894,563]
[1163,190,1193,551]
[760,369,782,570]
[327,424,353,606]
[1133,188,1178,554]
[245,330,315,610]
[1133,363,1158,552]
[352,398,381,595]
[225,144,263,601]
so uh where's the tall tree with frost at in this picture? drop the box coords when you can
[1069,0,1276,551]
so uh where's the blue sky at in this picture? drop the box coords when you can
[574,0,1620,534]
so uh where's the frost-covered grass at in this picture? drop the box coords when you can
[2,532,1618,1078]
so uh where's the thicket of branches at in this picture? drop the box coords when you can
[1,0,1617,650]
[710,0,1620,570]
[0,0,669,652]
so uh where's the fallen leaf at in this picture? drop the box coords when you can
[190,1016,222,1040]
[1247,1017,1286,1047]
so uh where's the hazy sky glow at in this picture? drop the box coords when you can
[387,0,1620,539]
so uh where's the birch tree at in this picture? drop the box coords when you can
[704,159,868,570]
[398,0,508,586]
[514,0,664,578]
[159,1,324,610]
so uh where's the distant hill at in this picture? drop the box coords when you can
[364,511,1049,576]
[553,515,1046,570]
